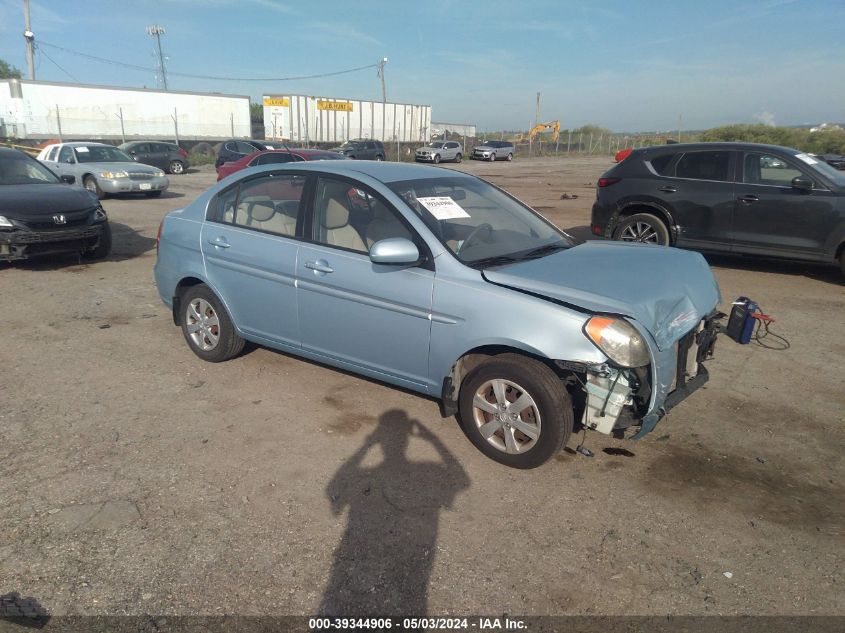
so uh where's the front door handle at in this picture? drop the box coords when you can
[305,260,334,274]
[658,185,677,193]
[207,237,230,248]
[738,194,759,204]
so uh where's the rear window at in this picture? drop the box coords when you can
[649,153,676,175]
[674,151,731,182]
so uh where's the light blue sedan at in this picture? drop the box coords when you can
[154,161,725,468]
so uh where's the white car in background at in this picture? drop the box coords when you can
[415,141,463,164]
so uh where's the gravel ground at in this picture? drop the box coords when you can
[0,156,842,618]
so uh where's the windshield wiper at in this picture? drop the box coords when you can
[468,254,524,269]
[518,242,569,260]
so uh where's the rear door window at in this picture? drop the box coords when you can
[649,153,676,175]
[236,141,258,155]
[674,151,732,182]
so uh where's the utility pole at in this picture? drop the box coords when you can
[146,25,168,90]
[377,57,388,141]
[678,113,682,143]
[23,0,35,80]
[535,92,541,127]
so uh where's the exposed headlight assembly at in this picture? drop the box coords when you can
[0,215,13,228]
[93,208,108,222]
[100,171,129,179]
[584,316,650,367]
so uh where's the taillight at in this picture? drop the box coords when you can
[156,220,163,253]
[597,177,621,187]
[178,148,188,158]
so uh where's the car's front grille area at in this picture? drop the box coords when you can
[129,172,153,181]
[24,217,91,230]
[11,226,102,243]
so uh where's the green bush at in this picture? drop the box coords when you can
[699,124,845,155]
[187,152,216,167]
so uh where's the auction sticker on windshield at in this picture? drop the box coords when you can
[417,196,470,220]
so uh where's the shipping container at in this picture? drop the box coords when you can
[0,79,251,141]
[263,94,431,144]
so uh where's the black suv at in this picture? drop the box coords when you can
[328,139,385,160]
[119,141,189,175]
[215,139,277,169]
[591,142,845,274]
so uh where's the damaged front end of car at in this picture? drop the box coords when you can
[564,310,723,440]
[0,206,108,262]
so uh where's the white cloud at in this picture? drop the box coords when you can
[753,111,777,126]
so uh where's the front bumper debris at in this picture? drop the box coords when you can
[580,312,722,439]
[0,225,106,261]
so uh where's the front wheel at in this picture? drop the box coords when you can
[507,153,513,161]
[179,284,245,363]
[433,154,441,164]
[83,176,105,200]
[489,153,496,162]
[612,212,670,246]
[375,154,384,161]
[458,354,573,469]
[454,153,462,163]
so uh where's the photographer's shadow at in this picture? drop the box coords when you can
[320,409,470,616]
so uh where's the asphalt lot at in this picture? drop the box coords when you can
[0,156,843,617]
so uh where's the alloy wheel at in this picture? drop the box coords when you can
[185,298,220,351]
[471,378,541,454]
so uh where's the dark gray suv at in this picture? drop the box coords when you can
[119,141,189,175]
[591,142,845,275]
[329,139,385,161]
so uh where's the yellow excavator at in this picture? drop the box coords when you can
[529,120,561,143]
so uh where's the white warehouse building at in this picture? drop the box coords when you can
[263,94,432,144]
[0,79,251,141]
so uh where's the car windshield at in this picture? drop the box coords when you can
[73,145,134,163]
[0,152,60,185]
[807,156,845,188]
[427,142,445,148]
[338,141,363,149]
[388,175,571,267]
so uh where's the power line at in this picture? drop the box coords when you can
[37,46,81,83]
[36,40,380,83]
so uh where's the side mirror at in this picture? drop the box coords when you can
[791,176,813,192]
[369,238,420,266]
[60,174,75,185]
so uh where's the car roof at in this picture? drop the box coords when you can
[635,141,802,155]
[241,159,474,184]
[58,141,113,148]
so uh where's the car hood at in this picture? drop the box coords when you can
[77,161,160,173]
[482,241,721,351]
[0,183,98,217]
[417,146,441,153]
[473,145,496,151]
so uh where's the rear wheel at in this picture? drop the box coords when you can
[455,153,462,163]
[458,354,572,469]
[375,154,384,161]
[83,176,105,200]
[839,249,845,277]
[613,212,670,246]
[168,160,185,175]
[179,284,244,363]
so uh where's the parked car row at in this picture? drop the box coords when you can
[216,148,347,181]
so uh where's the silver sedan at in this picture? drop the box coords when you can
[38,142,169,199]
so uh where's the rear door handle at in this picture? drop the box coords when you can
[738,194,759,204]
[207,237,230,248]
[658,186,677,193]
[305,260,334,274]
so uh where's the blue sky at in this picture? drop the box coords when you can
[1,0,843,132]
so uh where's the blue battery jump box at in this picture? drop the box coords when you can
[726,296,759,344]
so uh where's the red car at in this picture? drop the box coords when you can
[215,148,347,181]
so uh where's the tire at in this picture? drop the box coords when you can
[457,353,572,469]
[168,160,185,175]
[489,153,496,162]
[83,175,105,200]
[85,223,112,260]
[507,153,513,161]
[612,212,670,246]
[179,284,245,363]
[145,190,163,198]
[839,250,845,277]
[375,154,384,161]
[433,154,441,164]
[455,153,462,163]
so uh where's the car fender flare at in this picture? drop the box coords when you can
[612,200,677,240]
[171,274,241,333]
